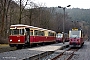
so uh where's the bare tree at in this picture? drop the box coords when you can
[0,0,12,37]
[0,0,12,43]
[14,0,30,24]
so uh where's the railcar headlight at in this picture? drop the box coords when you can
[10,39,12,42]
[18,40,20,42]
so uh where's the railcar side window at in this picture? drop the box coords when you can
[41,31,44,36]
[39,31,44,36]
[34,30,38,36]
[34,30,44,36]
[30,30,33,36]
[48,32,54,36]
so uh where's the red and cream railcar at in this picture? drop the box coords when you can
[56,33,63,43]
[9,24,56,48]
[56,33,69,43]
[30,27,56,45]
[69,28,84,47]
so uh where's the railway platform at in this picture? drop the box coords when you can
[0,42,69,60]
[28,42,69,51]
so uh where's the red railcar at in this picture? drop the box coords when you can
[56,33,69,43]
[69,28,84,47]
[9,24,56,48]
[56,33,63,43]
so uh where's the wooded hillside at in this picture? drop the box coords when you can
[0,0,89,43]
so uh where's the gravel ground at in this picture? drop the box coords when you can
[71,41,90,60]
[0,49,44,60]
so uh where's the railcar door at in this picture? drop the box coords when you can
[25,28,30,45]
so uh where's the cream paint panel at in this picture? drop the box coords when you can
[69,31,71,37]
[80,30,81,37]
[10,27,25,29]
[44,31,48,36]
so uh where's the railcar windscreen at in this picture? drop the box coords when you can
[69,31,81,38]
[10,29,24,35]
[56,34,63,38]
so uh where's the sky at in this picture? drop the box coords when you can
[33,0,90,9]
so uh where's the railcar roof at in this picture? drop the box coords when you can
[47,30,56,33]
[10,24,34,29]
[40,29,48,31]
[10,24,56,33]
[11,24,29,27]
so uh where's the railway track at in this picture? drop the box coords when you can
[36,47,79,60]
[51,47,79,60]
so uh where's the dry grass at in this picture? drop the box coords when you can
[0,44,16,53]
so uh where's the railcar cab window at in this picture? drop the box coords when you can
[10,29,24,35]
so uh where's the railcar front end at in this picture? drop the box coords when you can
[69,28,84,47]
[56,33,63,43]
[69,38,83,47]
[9,24,31,48]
